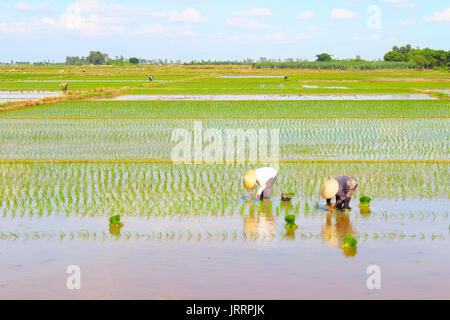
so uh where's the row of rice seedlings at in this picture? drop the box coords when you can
[2,100,450,118]
[0,229,447,242]
[0,117,448,160]
[0,162,447,218]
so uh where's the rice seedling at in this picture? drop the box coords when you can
[284,214,298,231]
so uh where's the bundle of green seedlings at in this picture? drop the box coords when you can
[109,214,123,227]
[359,196,372,208]
[341,236,358,249]
[284,214,298,231]
[281,192,295,201]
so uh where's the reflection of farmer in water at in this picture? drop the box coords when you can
[244,200,275,237]
[322,211,357,257]
[243,167,278,202]
[321,175,358,211]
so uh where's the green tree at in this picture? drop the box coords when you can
[65,56,85,66]
[393,44,412,55]
[316,53,332,62]
[129,57,139,64]
[384,51,405,62]
[407,53,427,68]
[86,51,108,65]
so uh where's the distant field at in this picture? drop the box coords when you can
[0,66,448,95]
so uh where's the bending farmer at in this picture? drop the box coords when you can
[321,175,358,211]
[243,167,278,202]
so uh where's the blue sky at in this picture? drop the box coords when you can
[0,0,448,62]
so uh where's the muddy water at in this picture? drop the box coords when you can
[0,163,448,299]
[0,91,60,103]
[96,94,436,101]
[0,198,448,299]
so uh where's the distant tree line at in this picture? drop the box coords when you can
[254,60,417,70]
[254,45,449,70]
[383,44,449,69]
[66,51,108,65]
[3,45,448,70]
[65,51,183,66]
[0,60,64,66]
[184,59,256,65]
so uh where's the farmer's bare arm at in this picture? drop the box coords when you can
[255,183,266,201]
[326,199,336,210]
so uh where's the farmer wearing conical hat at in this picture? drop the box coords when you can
[321,175,358,211]
[243,167,278,202]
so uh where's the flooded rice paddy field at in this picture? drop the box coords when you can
[0,162,448,299]
[0,91,60,103]
[0,117,447,161]
[0,97,449,299]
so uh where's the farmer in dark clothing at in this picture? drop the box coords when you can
[321,175,358,211]
[148,75,153,81]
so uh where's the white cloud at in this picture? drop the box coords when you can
[331,9,358,19]
[296,11,316,20]
[15,2,54,11]
[229,32,308,43]
[163,8,207,23]
[225,7,274,30]
[380,0,415,9]
[225,17,273,30]
[134,24,196,37]
[0,20,52,34]
[307,25,317,31]
[235,8,272,17]
[264,32,288,41]
[400,18,416,26]
[39,0,206,36]
[423,8,450,22]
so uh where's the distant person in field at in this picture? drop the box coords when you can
[321,175,358,211]
[149,75,153,81]
[60,82,68,92]
[243,167,278,202]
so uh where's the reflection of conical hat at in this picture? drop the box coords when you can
[244,216,257,233]
[243,170,256,190]
[322,225,339,247]
[256,216,276,235]
[321,179,339,199]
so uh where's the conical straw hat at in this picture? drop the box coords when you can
[321,179,339,199]
[243,170,256,190]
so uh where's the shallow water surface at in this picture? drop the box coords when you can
[0,91,60,103]
[0,163,448,299]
